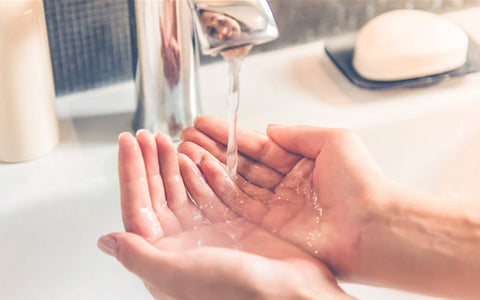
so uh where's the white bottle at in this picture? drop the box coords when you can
[0,0,59,163]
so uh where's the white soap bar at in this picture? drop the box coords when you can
[353,10,469,81]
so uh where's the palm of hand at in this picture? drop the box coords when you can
[117,130,335,294]
[119,130,295,253]
[186,150,363,274]
[266,151,373,274]
[179,117,384,275]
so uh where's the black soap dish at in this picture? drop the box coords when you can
[324,34,480,90]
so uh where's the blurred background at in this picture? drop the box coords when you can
[44,0,480,96]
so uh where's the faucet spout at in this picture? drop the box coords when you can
[190,0,279,58]
[131,0,278,139]
[132,0,200,139]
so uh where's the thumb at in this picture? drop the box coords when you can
[267,125,343,159]
[97,233,173,283]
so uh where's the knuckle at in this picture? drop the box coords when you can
[115,239,134,269]
[180,126,195,138]
[329,128,354,142]
[257,136,271,159]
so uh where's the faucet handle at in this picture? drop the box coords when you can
[190,0,279,57]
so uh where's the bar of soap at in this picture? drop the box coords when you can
[353,10,468,81]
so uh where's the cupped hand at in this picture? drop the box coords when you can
[98,130,352,300]
[179,116,390,278]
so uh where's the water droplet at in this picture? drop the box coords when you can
[192,212,202,221]
[225,175,235,187]
[227,231,238,241]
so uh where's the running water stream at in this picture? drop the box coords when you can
[226,58,243,178]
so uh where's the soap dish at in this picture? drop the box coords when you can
[324,34,480,90]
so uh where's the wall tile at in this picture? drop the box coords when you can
[43,0,480,95]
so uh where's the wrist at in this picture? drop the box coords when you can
[350,181,480,299]
[343,179,395,282]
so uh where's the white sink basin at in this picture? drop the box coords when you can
[1,8,479,300]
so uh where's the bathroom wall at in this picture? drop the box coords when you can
[44,0,480,96]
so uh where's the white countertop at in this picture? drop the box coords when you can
[1,7,480,300]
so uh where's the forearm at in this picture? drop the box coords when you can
[352,182,480,299]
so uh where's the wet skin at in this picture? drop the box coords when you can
[179,116,389,278]
[115,130,349,299]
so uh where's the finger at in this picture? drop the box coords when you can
[275,158,315,194]
[179,131,283,189]
[267,125,344,159]
[135,130,167,213]
[195,151,276,206]
[98,232,241,300]
[136,130,182,237]
[179,143,275,207]
[233,175,275,206]
[155,132,205,230]
[178,141,274,203]
[177,140,217,165]
[98,233,176,287]
[178,153,238,223]
[178,141,275,211]
[188,115,301,174]
[178,141,275,202]
[198,157,269,224]
[118,132,163,242]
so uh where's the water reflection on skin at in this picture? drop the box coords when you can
[159,0,184,133]
[160,0,180,90]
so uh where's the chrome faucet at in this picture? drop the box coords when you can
[131,0,278,139]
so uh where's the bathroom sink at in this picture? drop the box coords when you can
[0,89,152,299]
[1,8,479,300]
[0,183,151,299]
[1,68,478,300]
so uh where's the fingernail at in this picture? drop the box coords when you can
[198,156,222,169]
[97,235,117,257]
[193,116,200,126]
[118,131,132,140]
[196,156,205,166]
[155,132,174,148]
[179,128,187,140]
[136,129,149,137]
[267,124,282,128]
